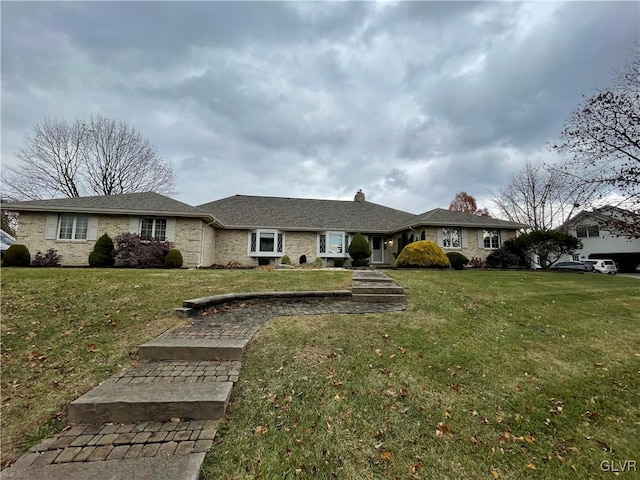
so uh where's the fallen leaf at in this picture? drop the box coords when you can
[527,463,536,470]
[254,424,269,434]
[63,330,73,336]
[334,394,341,401]
[87,343,98,352]
[436,422,454,436]
[380,451,392,462]
[491,469,500,479]
[498,431,512,443]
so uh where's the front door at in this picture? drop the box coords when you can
[371,236,383,263]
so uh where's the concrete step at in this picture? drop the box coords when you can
[68,381,233,424]
[352,293,406,304]
[138,338,248,361]
[352,284,404,295]
[2,453,206,480]
[352,273,395,283]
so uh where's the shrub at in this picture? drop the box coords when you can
[485,247,520,269]
[258,257,270,266]
[313,257,323,267]
[89,233,115,267]
[446,252,469,270]
[114,233,173,268]
[468,256,484,268]
[348,233,372,267]
[3,244,31,267]
[164,249,183,268]
[333,258,345,268]
[395,240,450,269]
[32,248,61,267]
[280,255,291,265]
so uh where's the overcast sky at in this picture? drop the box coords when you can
[1,1,638,214]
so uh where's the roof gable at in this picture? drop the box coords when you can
[395,208,529,231]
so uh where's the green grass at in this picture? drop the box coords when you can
[200,270,640,479]
[0,267,351,464]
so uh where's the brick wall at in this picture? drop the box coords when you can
[212,230,323,267]
[15,212,210,267]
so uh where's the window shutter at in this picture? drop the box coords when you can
[478,229,484,248]
[87,216,99,241]
[45,214,58,240]
[500,229,508,247]
[319,234,326,254]
[129,217,140,234]
[436,228,443,247]
[461,228,468,248]
[166,218,176,242]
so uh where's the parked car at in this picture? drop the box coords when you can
[583,259,618,275]
[0,229,16,258]
[550,261,594,272]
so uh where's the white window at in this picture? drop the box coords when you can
[442,228,460,248]
[140,218,167,241]
[58,215,89,240]
[249,230,284,256]
[572,254,580,261]
[318,232,348,257]
[483,229,500,249]
[576,225,599,238]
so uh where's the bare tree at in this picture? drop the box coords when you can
[490,160,595,230]
[2,116,175,200]
[84,115,175,196]
[552,48,639,216]
[448,191,490,216]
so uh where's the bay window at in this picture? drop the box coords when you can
[318,232,348,257]
[249,230,284,256]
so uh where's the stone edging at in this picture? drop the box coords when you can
[176,290,353,317]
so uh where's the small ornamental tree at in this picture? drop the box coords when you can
[508,230,582,269]
[2,244,30,267]
[446,251,469,270]
[348,233,372,267]
[89,233,115,267]
[396,241,451,268]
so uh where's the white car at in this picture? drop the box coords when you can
[584,259,618,275]
[0,229,16,258]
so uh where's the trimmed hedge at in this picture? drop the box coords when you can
[349,233,372,267]
[89,233,115,267]
[3,244,31,267]
[446,252,469,270]
[164,249,183,268]
[396,241,451,269]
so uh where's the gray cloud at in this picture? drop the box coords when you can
[2,1,638,214]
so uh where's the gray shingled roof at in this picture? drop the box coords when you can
[197,195,417,232]
[393,208,529,231]
[1,192,212,219]
[2,192,531,232]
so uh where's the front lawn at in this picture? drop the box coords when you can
[0,267,351,464]
[201,270,640,479]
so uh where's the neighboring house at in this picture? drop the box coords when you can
[559,205,640,272]
[1,190,528,268]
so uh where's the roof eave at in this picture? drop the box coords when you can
[1,203,217,223]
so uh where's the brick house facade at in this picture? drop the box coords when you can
[2,191,528,268]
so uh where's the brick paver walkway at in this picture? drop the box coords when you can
[9,295,405,472]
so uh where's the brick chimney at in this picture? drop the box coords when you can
[354,189,365,203]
